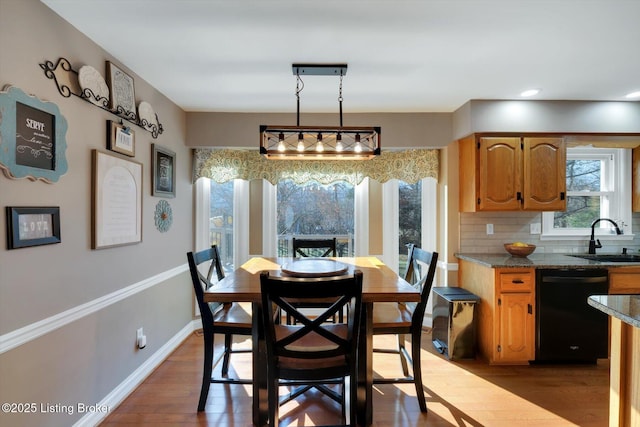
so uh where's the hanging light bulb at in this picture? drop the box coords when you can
[316,133,324,152]
[297,132,305,152]
[277,132,285,152]
[335,133,343,151]
[354,133,362,153]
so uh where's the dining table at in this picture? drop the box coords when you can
[203,256,420,426]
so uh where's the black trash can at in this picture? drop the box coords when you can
[432,287,480,360]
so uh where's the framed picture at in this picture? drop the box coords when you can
[92,150,143,249]
[6,206,61,249]
[0,85,68,183]
[152,144,176,198]
[107,120,135,157]
[106,61,136,120]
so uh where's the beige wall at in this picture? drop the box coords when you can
[187,111,453,149]
[0,1,193,425]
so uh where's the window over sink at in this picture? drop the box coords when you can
[542,147,632,238]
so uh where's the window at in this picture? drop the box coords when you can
[382,178,437,275]
[276,179,355,256]
[399,180,422,274]
[209,180,234,270]
[542,147,632,237]
[195,178,250,272]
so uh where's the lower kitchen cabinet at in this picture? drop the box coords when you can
[497,291,535,362]
[609,267,640,294]
[459,260,535,364]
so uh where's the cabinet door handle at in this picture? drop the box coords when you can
[528,303,533,314]
[516,192,522,201]
[560,191,566,200]
[512,279,524,284]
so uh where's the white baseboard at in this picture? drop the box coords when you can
[73,320,200,427]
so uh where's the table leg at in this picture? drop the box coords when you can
[357,302,373,426]
[252,302,268,426]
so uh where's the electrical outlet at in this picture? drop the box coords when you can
[486,224,494,235]
[136,327,146,349]
[530,223,541,234]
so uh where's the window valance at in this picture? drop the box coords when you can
[193,148,439,185]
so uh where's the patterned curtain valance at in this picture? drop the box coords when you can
[193,148,439,185]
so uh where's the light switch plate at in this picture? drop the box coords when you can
[530,223,541,234]
[486,224,494,235]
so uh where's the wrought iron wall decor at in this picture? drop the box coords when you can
[40,57,164,138]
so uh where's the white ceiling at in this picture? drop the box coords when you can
[41,0,640,113]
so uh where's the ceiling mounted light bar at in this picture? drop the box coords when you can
[292,63,348,76]
[260,125,381,160]
[260,63,381,160]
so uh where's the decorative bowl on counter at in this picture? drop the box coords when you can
[504,242,536,257]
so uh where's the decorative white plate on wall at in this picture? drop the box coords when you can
[137,101,158,130]
[78,65,109,106]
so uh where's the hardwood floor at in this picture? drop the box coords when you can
[100,329,609,426]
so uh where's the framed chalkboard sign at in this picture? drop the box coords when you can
[151,144,176,198]
[0,85,68,183]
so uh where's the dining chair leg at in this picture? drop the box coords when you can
[411,330,427,412]
[348,374,358,426]
[198,329,214,411]
[268,374,280,427]
[221,333,232,376]
[397,333,410,376]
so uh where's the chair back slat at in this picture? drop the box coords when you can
[292,237,337,258]
[187,246,226,326]
[260,271,363,364]
[403,244,439,326]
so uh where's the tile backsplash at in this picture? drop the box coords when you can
[459,211,640,255]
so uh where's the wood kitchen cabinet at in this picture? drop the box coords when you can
[459,134,566,212]
[609,267,640,294]
[458,260,535,364]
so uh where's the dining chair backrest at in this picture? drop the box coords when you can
[292,237,337,258]
[403,244,439,327]
[259,270,363,378]
[187,245,226,322]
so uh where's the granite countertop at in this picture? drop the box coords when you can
[588,295,640,328]
[455,253,640,269]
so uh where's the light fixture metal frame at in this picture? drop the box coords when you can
[260,63,381,160]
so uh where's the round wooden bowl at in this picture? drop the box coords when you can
[504,243,536,257]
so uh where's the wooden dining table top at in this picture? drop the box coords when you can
[203,256,420,304]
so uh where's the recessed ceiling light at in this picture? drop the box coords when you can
[625,91,640,99]
[520,89,541,97]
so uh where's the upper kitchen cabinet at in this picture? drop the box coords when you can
[459,135,566,212]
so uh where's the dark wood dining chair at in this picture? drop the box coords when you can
[292,237,337,258]
[289,237,341,324]
[372,244,439,412]
[186,245,252,412]
[260,270,363,427]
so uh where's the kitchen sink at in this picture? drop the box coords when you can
[570,254,640,263]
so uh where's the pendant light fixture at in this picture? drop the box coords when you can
[260,63,381,160]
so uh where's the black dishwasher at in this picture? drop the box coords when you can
[535,268,608,363]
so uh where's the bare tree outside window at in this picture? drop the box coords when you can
[554,159,603,228]
[277,179,354,256]
[399,180,422,274]
[209,180,234,270]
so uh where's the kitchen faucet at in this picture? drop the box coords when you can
[588,218,623,254]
